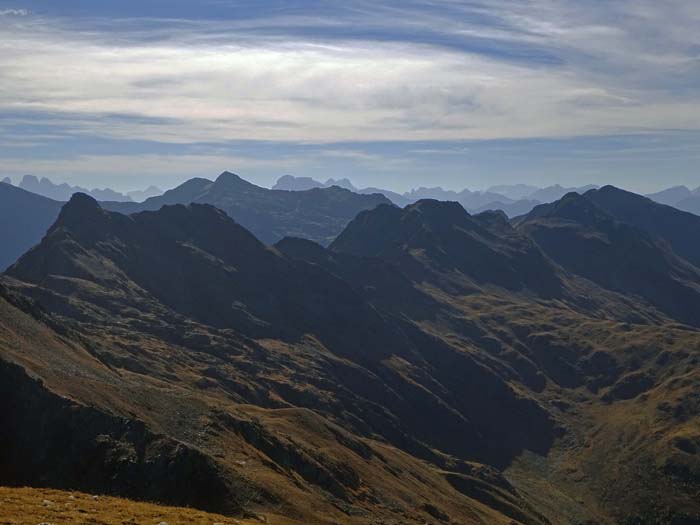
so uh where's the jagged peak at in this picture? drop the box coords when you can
[49,192,109,236]
[59,192,103,218]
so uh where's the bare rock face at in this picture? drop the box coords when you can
[0,360,236,514]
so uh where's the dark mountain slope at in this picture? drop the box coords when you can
[517,192,700,326]
[7,194,403,362]
[285,201,700,524]
[102,172,391,245]
[6,193,700,524]
[585,185,700,267]
[0,284,236,513]
[1,197,563,524]
[7,195,556,467]
[0,183,62,271]
[330,199,563,297]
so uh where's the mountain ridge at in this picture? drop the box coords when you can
[102,171,392,246]
[4,183,700,523]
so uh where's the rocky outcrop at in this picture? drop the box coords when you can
[0,359,237,514]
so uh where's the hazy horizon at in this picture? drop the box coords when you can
[2,1,699,193]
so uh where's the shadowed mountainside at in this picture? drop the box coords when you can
[3,189,700,524]
[0,183,62,271]
[584,185,700,267]
[517,191,700,326]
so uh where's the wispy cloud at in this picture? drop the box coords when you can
[1,1,699,191]
[2,1,699,145]
[0,8,28,16]
[0,9,29,16]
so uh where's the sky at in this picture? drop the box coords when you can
[0,0,699,193]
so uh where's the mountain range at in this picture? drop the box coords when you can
[3,182,700,523]
[2,171,698,276]
[645,184,700,215]
[101,171,391,245]
[272,175,599,216]
[0,172,390,270]
[3,174,162,203]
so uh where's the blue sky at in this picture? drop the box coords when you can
[1,0,699,193]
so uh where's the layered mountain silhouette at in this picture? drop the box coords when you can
[4,186,700,523]
[0,172,390,272]
[2,194,558,524]
[19,175,133,202]
[528,184,598,203]
[486,183,539,200]
[0,186,700,525]
[271,175,603,217]
[0,183,62,270]
[273,174,412,206]
[646,185,696,206]
[646,184,700,215]
[127,184,162,202]
[103,171,391,245]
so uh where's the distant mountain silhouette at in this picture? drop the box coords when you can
[19,175,133,202]
[324,177,357,191]
[0,183,62,270]
[273,174,411,205]
[473,199,542,217]
[272,174,324,191]
[486,183,539,200]
[646,185,693,207]
[676,196,700,215]
[272,175,604,216]
[272,174,358,192]
[103,172,391,245]
[127,185,162,202]
[528,184,598,202]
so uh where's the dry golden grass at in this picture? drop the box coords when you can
[0,487,300,525]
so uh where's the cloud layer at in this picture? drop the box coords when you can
[1,1,699,191]
[4,1,700,142]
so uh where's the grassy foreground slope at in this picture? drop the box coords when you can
[0,486,297,525]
